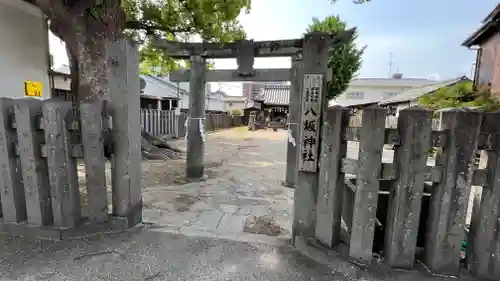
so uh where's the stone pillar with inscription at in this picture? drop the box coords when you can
[293,32,332,243]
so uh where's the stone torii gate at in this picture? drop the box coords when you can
[152,31,354,243]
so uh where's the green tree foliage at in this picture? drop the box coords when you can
[123,0,251,75]
[418,82,500,112]
[36,0,251,101]
[305,15,365,100]
[230,108,243,116]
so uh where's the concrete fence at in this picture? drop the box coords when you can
[315,105,500,280]
[141,109,244,138]
[0,97,141,239]
[349,114,441,129]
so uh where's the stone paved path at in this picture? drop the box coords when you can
[139,127,407,244]
[141,127,294,243]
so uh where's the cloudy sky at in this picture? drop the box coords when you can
[50,0,498,95]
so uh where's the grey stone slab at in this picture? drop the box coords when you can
[0,98,26,223]
[15,99,53,226]
[384,107,433,269]
[315,106,349,247]
[188,210,224,231]
[108,37,142,226]
[468,111,500,280]
[293,32,331,243]
[425,109,482,276]
[80,100,108,224]
[216,213,246,233]
[42,99,81,228]
[348,105,387,265]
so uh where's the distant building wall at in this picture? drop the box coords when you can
[0,0,50,100]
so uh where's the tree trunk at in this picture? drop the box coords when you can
[49,10,183,161]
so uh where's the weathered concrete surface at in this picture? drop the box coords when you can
[0,229,342,281]
[138,127,400,244]
[0,226,478,281]
[141,128,294,243]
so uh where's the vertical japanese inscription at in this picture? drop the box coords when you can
[298,74,323,172]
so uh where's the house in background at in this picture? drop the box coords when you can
[222,94,246,113]
[49,64,72,101]
[330,74,435,109]
[379,76,471,116]
[50,68,225,113]
[139,75,180,110]
[462,3,500,94]
[243,84,290,124]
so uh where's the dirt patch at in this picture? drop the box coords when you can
[243,215,284,236]
[213,127,288,141]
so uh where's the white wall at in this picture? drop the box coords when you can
[331,85,415,107]
[0,0,50,100]
[392,100,419,116]
[179,91,225,112]
[53,75,70,91]
[224,100,246,112]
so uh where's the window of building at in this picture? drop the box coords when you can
[383,92,398,99]
[347,92,364,99]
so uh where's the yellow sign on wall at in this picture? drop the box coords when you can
[24,81,43,97]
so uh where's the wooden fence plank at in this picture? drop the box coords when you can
[384,107,433,269]
[315,106,349,247]
[424,109,482,276]
[348,105,387,265]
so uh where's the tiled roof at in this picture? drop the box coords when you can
[140,75,181,99]
[379,76,470,105]
[463,3,500,47]
[257,85,290,106]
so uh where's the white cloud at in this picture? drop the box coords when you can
[426,73,440,81]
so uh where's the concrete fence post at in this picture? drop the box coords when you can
[315,105,349,247]
[384,106,433,269]
[348,105,386,265]
[42,99,81,228]
[15,99,53,226]
[0,98,26,223]
[424,109,482,276]
[108,36,142,226]
[468,110,500,279]
[80,100,108,224]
